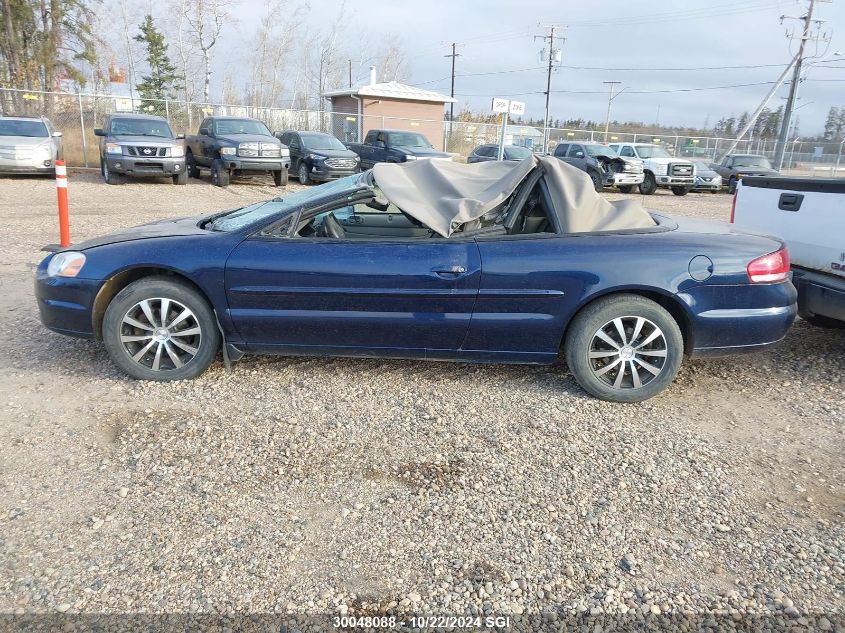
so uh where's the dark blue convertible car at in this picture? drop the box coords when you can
[35,156,796,402]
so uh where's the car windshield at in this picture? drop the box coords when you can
[584,144,617,158]
[504,146,533,160]
[635,145,671,159]
[733,156,772,169]
[208,174,365,232]
[0,119,49,138]
[301,133,346,151]
[388,132,430,148]
[109,118,173,137]
[214,119,271,136]
[693,161,711,171]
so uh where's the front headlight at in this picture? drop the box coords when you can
[404,155,417,161]
[171,145,185,158]
[47,251,86,277]
[308,154,325,161]
[219,146,236,156]
[105,143,122,155]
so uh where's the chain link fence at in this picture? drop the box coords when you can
[3,87,845,175]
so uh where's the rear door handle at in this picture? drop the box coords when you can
[778,192,804,212]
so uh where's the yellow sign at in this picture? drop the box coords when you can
[610,136,618,140]
[345,116,356,122]
[22,93,39,101]
[566,132,575,137]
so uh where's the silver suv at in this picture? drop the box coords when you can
[94,114,187,185]
[0,115,63,175]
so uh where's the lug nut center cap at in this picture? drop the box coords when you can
[620,346,634,360]
[153,328,169,342]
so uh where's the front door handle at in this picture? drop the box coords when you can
[432,265,468,277]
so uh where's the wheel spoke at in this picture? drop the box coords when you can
[123,316,154,331]
[594,330,621,350]
[163,342,183,368]
[139,300,158,328]
[630,317,645,345]
[151,342,164,371]
[121,334,153,343]
[160,298,171,328]
[169,338,198,356]
[637,348,667,357]
[613,362,626,388]
[170,327,201,338]
[634,357,662,376]
[131,339,157,362]
[589,350,618,359]
[635,329,662,349]
[630,360,642,388]
[594,357,622,377]
[612,318,627,346]
[168,309,193,329]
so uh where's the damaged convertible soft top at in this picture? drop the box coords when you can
[373,155,656,237]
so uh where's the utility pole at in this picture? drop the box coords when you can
[348,59,352,88]
[602,81,622,142]
[444,42,462,140]
[535,25,565,153]
[774,0,828,169]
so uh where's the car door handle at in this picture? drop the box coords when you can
[432,265,468,277]
[778,192,803,212]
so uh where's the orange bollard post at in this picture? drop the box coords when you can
[55,160,70,247]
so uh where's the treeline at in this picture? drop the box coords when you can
[823,107,845,141]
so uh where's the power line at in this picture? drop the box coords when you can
[453,80,785,97]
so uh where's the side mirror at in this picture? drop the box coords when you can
[93,128,104,137]
[52,131,63,138]
[375,140,385,148]
[199,128,209,136]
[176,133,185,139]
[574,151,584,158]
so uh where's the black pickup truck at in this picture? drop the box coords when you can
[346,129,451,169]
[184,116,290,187]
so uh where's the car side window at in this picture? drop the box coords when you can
[288,134,301,151]
[619,146,636,158]
[553,143,569,157]
[479,146,495,157]
[376,132,386,145]
[568,145,584,158]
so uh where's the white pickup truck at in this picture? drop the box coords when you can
[732,176,845,327]
[608,143,695,196]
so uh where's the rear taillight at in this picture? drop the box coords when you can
[747,248,790,283]
[729,191,737,223]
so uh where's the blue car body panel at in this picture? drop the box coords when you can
[35,193,797,366]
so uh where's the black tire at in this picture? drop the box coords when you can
[298,162,311,185]
[728,177,738,194]
[273,167,288,187]
[102,277,220,381]
[617,185,634,194]
[639,172,657,195]
[186,151,201,178]
[588,170,603,192]
[210,158,230,187]
[671,186,690,196]
[564,294,684,403]
[102,159,124,185]
[173,170,188,185]
[802,314,845,329]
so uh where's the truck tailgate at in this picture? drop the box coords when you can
[733,177,845,279]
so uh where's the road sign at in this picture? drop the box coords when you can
[509,100,526,116]
[491,97,509,113]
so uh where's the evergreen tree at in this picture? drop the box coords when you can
[823,107,839,140]
[134,15,181,108]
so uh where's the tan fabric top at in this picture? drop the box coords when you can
[372,155,655,237]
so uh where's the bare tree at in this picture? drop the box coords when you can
[245,0,302,108]
[186,0,229,102]
[375,33,409,83]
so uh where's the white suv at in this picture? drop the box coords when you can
[608,143,695,196]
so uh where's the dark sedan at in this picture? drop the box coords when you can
[276,130,360,185]
[35,157,796,402]
[467,144,533,163]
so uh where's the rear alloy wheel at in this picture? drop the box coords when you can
[103,277,220,381]
[639,172,657,195]
[298,162,311,185]
[671,186,690,196]
[565,294,683,402]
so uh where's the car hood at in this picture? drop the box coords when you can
[304,147,359,159]
[66,215,209,251]
[215,134,280,145]
[0,135,52,146]
[643,156,689,165]
[110,135,178,146]
[735,167,779,176]
[695,169,720,178]
[394,146,451,158]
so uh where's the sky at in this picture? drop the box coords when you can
[225,0,845,135]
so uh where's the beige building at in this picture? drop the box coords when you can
[323,69,456,151]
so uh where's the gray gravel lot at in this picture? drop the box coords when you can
[0,171,843,628]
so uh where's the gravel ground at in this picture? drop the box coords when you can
[0,171,843,630]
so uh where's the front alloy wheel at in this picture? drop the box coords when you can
[103,277,220,380]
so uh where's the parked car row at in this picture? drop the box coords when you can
[0,115,63,174]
